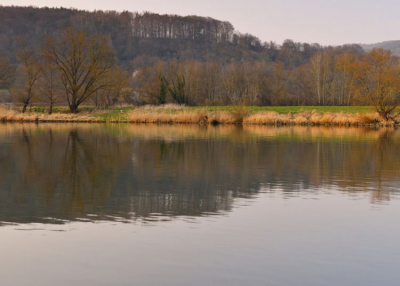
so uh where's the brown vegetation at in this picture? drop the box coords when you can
[354,49,400,121]
[12,38,43,113]
[125,106,392,126]
[0,105,393,126]
[0,106,104,123]
[243,111,382,126]
[133,49,400,122]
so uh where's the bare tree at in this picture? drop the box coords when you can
[201,62,221,104]
[43,29,117,113]
[169,74,188,105]
[355,49,400,121]
[91,69,129,107]
[222,63,246,104]
[12,38,43,113]
[183,61,201,104]
[334,52,357,106]
[308,52,334,106]
[267,62,292,105]
[37,58,63,114]
[134,62,168,105]
[0,57,15,90]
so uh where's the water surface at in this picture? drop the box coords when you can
[0,124,399,286]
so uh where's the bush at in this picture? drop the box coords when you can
[230,103,250,124]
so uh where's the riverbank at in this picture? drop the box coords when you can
[0,105,394,126]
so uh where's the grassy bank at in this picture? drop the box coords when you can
[0,104,392,126]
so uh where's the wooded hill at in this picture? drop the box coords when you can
[0,5,362,69]
[361,41,400,56]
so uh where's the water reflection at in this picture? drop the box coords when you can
[0,124,399,226]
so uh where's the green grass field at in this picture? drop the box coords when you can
[191,106,375,114]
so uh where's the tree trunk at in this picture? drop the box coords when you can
[22,103,28,113]
[378,110,389,121]
[69,104,78,114]
[48,104,53,115]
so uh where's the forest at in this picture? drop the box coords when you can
[1,6,400,120]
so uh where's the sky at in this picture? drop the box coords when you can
[1,0,399,46]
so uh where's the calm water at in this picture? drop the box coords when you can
[1,124,400,286]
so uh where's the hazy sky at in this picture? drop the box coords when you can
[1,0,399,45]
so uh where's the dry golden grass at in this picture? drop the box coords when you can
[357,113,381,125]
[128,109,206,124]
[244,111,290,125]
[127,105,236,124]
[205,111,237,124]
[0,106,38,122]
[0,106,103,123]
[244,111,389,126]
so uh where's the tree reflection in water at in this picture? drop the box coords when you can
[0,124,399,226]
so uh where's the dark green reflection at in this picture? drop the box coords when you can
[0,124,399,225]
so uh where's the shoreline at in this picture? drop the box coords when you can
[0,105,397,127]
[0,121,396,128]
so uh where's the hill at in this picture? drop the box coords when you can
[0,6,267,67]
[361,40,400,56]
[0,5,362,70]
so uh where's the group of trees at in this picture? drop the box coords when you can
[1,6,400,120]
[132,12,235,43]
[132,48,400,120]
[0,29,128,113]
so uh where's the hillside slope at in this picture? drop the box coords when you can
[0,6,363,70]
[361,40,400,55]
[0,6,268,67]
